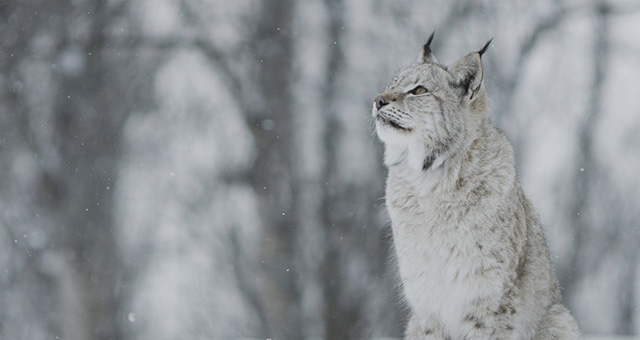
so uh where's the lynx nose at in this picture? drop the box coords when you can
[374,95,388,110]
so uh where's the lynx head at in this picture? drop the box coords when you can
[373,33,492,172]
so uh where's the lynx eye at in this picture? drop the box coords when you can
[408,85,428,95]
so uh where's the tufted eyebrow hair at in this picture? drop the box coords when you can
[397,76,421,91]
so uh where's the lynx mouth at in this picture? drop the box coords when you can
[376,113,412,132]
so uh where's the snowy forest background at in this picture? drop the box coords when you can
[1,0,640,339]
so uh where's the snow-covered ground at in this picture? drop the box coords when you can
[584,337,640,340]
[239,337,640,340]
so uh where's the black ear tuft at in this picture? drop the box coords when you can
[478,38,493,58]
[423,31,436,56]
[418,31,438,64]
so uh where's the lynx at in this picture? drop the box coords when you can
[373,33,581,340]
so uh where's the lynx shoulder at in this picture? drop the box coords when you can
[373,34,581,340]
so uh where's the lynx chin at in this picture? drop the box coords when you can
[373,33,581,340]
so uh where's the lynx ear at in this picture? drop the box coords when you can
[417,31,438,64]
[449,39,492,101]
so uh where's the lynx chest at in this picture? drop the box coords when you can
[386,176,508,334]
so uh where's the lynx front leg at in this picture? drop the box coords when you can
[405,313,449,340]
[460,300,516,340]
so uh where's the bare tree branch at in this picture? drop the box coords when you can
[108,33,254,117]
[498,0,640,155]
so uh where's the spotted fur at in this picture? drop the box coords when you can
[373,38,581,340]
